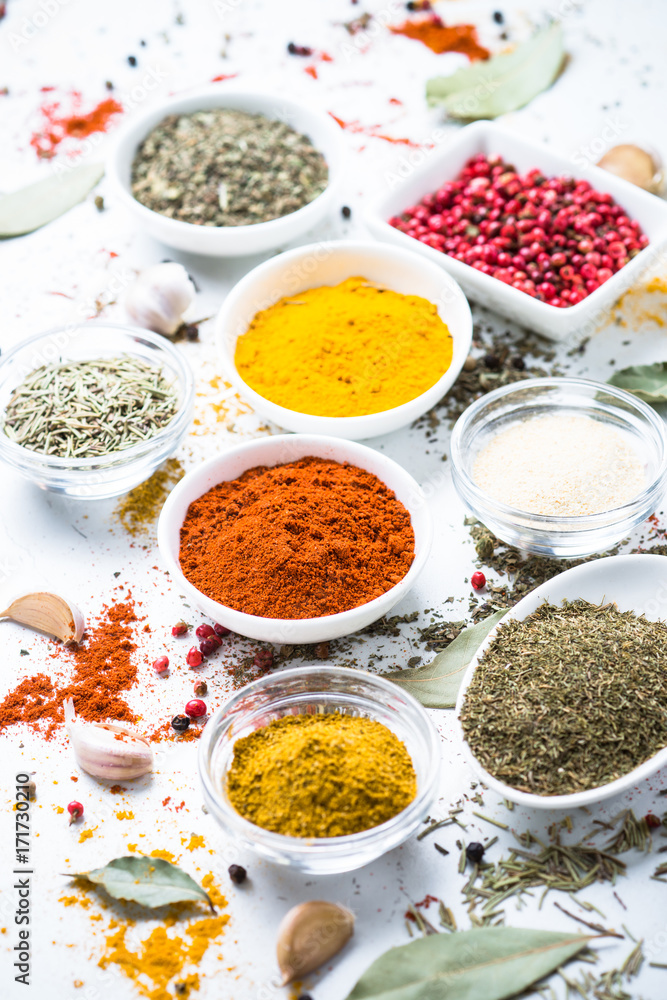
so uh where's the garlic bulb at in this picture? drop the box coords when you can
[124,262,196,337]
[64,699,153,780]
[0,591,85,644]
[276,900,354,985]
[597,144,664,194]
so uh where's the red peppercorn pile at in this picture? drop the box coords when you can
[389,153,649,308]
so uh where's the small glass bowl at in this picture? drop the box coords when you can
[0,324,195,499]
[198,666,441,874]
[450,377,667,558]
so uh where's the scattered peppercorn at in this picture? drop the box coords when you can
[228,864,247,884]
[186,646,203,667]
[172,621,190,637]
[466,841,485,864]
[645,814,662,829]
[462,355,477,372]
[341,205,352,219]
[315,641,330,659]
[174,983,187,996]
[200,636,222,657]
[185,699,207,719]
[194,679,208,697]
[27,779,36,801]
[493,10,504,23]
[67,800,84,825]
[153,655,170,674]
[105,80,114,90]
[127,55,137,66]
[483,353,501,371]
[196,624,216,639]
[510,355,526,370]
[184,323,200,342]
[171,714,190,733]
[94,195,105,211]
[297,995,314,1000]
[287,42,313,56]
[214,623,231,637]
[471,571,486,591]
[253,648,274,671]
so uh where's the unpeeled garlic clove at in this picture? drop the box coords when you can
[64,699,153,780]
[276,900,354,985]
[124,262,196,337]
[0,591,85,644]
[597,143,664,194]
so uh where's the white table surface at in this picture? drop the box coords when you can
[2,0,667,997]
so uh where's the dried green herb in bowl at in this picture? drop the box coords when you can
[460,599,667,797]
[131,108,329,228]
[3,356,178,458]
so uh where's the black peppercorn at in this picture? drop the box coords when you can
[183,323,200,342]
[228,864,247,884]
[466,841,485,865]
[510,355,526,370]
[493,10,504,24]
[483,353,501,371]
[174,983,187,996]
[127,55,137,66]
[341,205,352,219]
[297,995,314,1000]
[171,714,190,733]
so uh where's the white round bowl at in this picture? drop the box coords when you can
[215,240,473,439]
[106,87,345,256]
[456,554,667,809]
[157,434,433,643]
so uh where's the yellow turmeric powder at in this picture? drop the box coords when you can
[227,712,417,837]
[233,276,453,417]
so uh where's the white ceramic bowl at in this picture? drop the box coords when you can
[365,121,667,341]
[199,666,441,873]
[106,87,345,256]
[456,554,667,809]
[215,240,472,439]
[158,434,432,643]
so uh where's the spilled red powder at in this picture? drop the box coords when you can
[30,92,123,159]
[329,112,430,149]
[0,600,138,738]
[148,720,203,744]
[305,65,318,79]
[211,73,239,82]
[390,17,489,59]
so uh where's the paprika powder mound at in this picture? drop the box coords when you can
[178,457,415,619]
[226,713,417,837]
[0,600,138,737]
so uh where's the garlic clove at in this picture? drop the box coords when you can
[597,143,664,195]
[276,900,354,985]
[0,592,85,644]
[64,699,153,780]
[125,262,196,337]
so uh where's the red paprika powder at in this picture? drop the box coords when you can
[178,457,415,620]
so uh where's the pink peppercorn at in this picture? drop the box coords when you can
[186,647,203,668]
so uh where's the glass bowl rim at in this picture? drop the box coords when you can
[450,375,667,526]
[0,322,195,469]
[197,664,441,851]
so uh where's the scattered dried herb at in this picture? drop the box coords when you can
[461,600,667,795]
[131,109,328,226]
[114,458,184,535]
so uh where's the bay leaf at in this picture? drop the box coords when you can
[0,162,104,238]
[66,855,214,911]
[608,363,667,404]
[346,926,591,1000]
[383,610,505,708]
[426,22,564,119]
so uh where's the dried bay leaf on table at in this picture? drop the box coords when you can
[608,363,667,404]
[384,610,505,708]
[426,22,565,119]
[0,162,104,238]
[345,926,591,1000]
[66,856,214,911]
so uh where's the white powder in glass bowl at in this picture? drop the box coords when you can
[472,413,646,517]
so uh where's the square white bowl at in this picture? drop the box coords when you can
[365,121,667,341]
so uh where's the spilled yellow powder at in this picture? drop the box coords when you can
[59,894,91,908]
[150,849,177,863]
[183,834,205,851]
[201,874,226,909]
[116,810,135,820]
[78,827,96,843]
[114,458,185,536]
[127,843,138,852]
[55,806,64,814]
